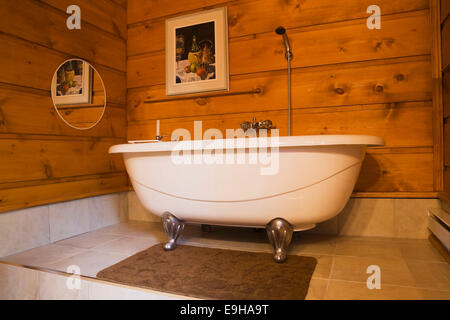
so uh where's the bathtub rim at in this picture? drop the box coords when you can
[109,134,384,154]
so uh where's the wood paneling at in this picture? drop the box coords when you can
[445,166,450,194]
[128,9,430,57]
[444,72,450,118]
[0,83,126,138]
[0,0,126,72]
[58,106,105,128]
[0,138,124,183]
[442,17,450,70]
[129,57,432,121]
[445,121,450,166]
[128,0,435,197]
[0,0,128,213]
[431,0,444,192]
[127,0,229,24]
[128,11,431,88]
[0,173,128,213]
[356,148,434,192]
[41,0,127,39]
[436,0,450,202]
[0,33,126,105]
[442,0,450,24]
[128,102,432,148]
[127,0,428,31]
[354,192,439,198]
[92,71,106,106]
[111,0,127,8]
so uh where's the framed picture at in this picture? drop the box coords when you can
[51,59,92,106]
[165,7,229,96]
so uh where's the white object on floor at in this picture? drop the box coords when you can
[428,207,450,250]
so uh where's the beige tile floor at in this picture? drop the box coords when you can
[2,221,449,300]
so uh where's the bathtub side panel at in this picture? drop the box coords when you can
[125,146,365,202]
[131,163,361,229]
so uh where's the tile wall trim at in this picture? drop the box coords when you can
[0,192,128,258]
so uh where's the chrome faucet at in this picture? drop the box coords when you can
[240,117,275,131]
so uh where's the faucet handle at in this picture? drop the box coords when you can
[155,134,169,141]
[240,121,252,131]
[259,120,275,129]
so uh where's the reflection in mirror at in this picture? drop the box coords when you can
[51,59,106,130]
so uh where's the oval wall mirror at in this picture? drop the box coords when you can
[51,59,106,130]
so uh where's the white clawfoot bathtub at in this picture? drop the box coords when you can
[110,134,384,262]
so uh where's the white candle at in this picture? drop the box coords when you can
[156,120,160,137]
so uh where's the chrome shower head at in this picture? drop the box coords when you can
[275,26,286,35]
[275,26,293,61]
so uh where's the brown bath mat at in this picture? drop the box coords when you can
[97,244,317,300]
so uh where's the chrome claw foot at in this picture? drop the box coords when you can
[266,218,293,263]
[162,212,184,251]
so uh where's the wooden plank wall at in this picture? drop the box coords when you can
[441,0,450,199]
[127,0,437,198]
[0,0,128,213]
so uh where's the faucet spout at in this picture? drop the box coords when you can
[240,118,275,131]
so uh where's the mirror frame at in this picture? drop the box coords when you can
[51,58,107,130]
